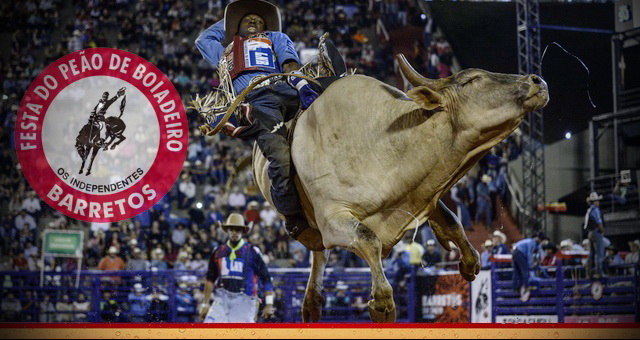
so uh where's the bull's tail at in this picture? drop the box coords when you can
[225,155,253,193]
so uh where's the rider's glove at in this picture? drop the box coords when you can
[288,71,319,110]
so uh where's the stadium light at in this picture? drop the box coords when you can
[196,202,203,209]
[565,132,572,140]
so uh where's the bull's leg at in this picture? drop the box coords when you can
[355,224,396,323]
[429,200,481,281]
[320,212,395,322]
[302,250,328,322]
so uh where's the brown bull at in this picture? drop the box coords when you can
[253,54,549,323]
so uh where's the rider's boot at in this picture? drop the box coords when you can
[285,214,325,251]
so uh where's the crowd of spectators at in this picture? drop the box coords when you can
[0,0,427,322]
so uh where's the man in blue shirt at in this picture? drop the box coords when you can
[200,213,275,323]
[584,192,605,279]
[511,232,546,292]
[195,0,324,251]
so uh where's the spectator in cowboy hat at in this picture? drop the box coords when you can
[421,239,441,268]
[98,246,126,272]
[583,192,605,279]
[480,239,494,269]
[491,230,509,255]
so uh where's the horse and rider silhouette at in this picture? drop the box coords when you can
[75,87,127,176]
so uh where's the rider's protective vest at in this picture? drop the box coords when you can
[223,34,277,79]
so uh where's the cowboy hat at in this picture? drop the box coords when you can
[587,192,603,202]
[224,0,282,45]
[220,213,252,233]
[483,240,494,248]
[560,239,574,249]
[107,246,118,254]
[481,174,493,184]
[492,230,507,244]
[426,239,436,247]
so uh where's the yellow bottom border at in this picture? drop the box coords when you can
[1,327,639,339]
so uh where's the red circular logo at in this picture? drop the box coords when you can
[15,48,188,222]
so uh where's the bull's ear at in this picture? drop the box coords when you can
[407,86,443,111]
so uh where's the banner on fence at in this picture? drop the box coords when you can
[564,315,636,323]
[496,315,559,324]
[470,270,492,323]
[415,273,470,323]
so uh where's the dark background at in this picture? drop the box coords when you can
[430,1,616,144]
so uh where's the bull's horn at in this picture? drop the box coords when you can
[395,54,439,88]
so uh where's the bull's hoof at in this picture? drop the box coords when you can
[79,170,83,175]
[86,172,91,176]
[302,294,324,323]
[368,300,396,323]
[459,252,481,282]
[110,145,117,150]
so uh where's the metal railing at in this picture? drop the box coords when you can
[490,254,639,323]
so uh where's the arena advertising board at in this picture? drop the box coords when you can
[496,315,559,324]
[415,272,470,323]
[470,270,493,323]
[15,48,188,223]
[564,315,637,323]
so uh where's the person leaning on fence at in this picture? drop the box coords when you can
[511,233,546,294]
[200,213,275,323]
[584,192,605,279]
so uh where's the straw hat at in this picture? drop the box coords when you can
[223,0,282,45]
[220,213,252,233]
[107,246,118,255]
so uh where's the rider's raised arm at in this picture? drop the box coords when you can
[195,20,226,68]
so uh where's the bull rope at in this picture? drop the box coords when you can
[196,73,322,136]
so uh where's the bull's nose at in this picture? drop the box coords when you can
[529,74,547,89]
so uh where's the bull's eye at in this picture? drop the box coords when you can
[461,75,481,87]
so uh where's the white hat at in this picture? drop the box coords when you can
[582,239,590,246]
[248,201,259,209]
[108,246,118,254]
[482,174,493,184]
[426,239,436,246]
[560,239,574,249]
[483,240,494,248]
[629,240,640,249]
[134,283,144,292]
[129,239,138,246]
[587,192,603,202]
[492,230,507,244]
